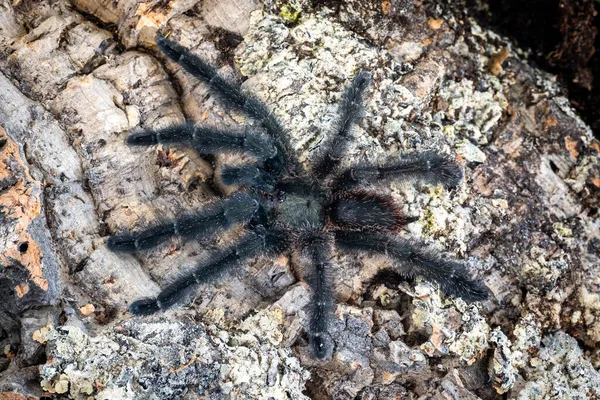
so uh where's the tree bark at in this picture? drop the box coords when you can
[1,0,599,399]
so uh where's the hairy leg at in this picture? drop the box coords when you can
[126,123,277,162]
[107,193,258,252]
[334,231,489,301]
[220,164,275,192]
[313,71,371,179]
[336,151,463,190]
[298,234,336,359]
[156,36,297,175]
[130,227,289,315]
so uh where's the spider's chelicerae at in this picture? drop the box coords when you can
[107,36,489,360]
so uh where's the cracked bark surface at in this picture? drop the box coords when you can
[1,1,599,399]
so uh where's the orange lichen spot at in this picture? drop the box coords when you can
[0,128,41,232]
[564,136,580,159]
[135,2,174,32]
[15,283,29,298]
[0,128,47,292]
[381,1,392,16]
[79,304,96,316]
[428,18,444,30]
[545,115,559,127]
[488,47,509,76]
[430,323,443,350]
[422,38,432,46]
[590,140,600,153]
[32,325,52,344]
[4,232,47,291]
[3,345,16,360]
[591,176,600,188]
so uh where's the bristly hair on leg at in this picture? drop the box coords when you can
[335,151,463,190]
[297,234,336,360]
[314,71,372,179]
[156,35,298,176]
[107,193,259,253]
[130,227,289,315]
[126,123,277,162]
[334,231,489,301]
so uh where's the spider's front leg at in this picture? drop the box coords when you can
[126,123,277,162]
[314,71,372,179]
[335,150,463,191]
[130,227,290,315]
[156,36,298,175]
[334,231,489,301]
[107,193,258,252]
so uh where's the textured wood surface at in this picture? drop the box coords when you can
[1,0,600,399]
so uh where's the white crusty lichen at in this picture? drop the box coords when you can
[517,331,600,400]
[407,282,489,364]
[489,328,518,394]
[39,309,309,399]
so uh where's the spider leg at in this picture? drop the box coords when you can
[130,226,289,315]
[334,231,489,301]
[298,234,335,360]
[336,151,463,190]
[329,190,404,231]
[127,123,277,162]
[107,193,258,253]
[220,165,276,192]
[313,71,372,179]
[156,36,298,175]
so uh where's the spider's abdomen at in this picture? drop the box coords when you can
[329,191,404,231]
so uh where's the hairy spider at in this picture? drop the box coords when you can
[107,36,489,360]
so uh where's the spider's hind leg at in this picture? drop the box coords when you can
[130,227,289,315]
[334,231,489,301]
[298,234,336,360]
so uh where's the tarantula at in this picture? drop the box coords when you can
[107,36,489,360]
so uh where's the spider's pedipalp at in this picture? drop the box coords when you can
[337,151,463,190]
[329,191,404,231]
[334,231,489,301]
[107,193,258,253]
[126,123,277,161]
[298,234,335,360]
[156,35,297,174]
[314,71,372,178]
[130,228,289,315]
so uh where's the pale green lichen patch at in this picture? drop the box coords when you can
[436,77,506,145]
[516,332,600,400]
[40,314,309,399]
[408,283,490,365]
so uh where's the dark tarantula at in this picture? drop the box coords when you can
[107,36,489,360]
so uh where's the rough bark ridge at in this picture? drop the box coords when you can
[1,0,599,399]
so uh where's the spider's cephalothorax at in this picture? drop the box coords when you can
[107,36,489,360]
